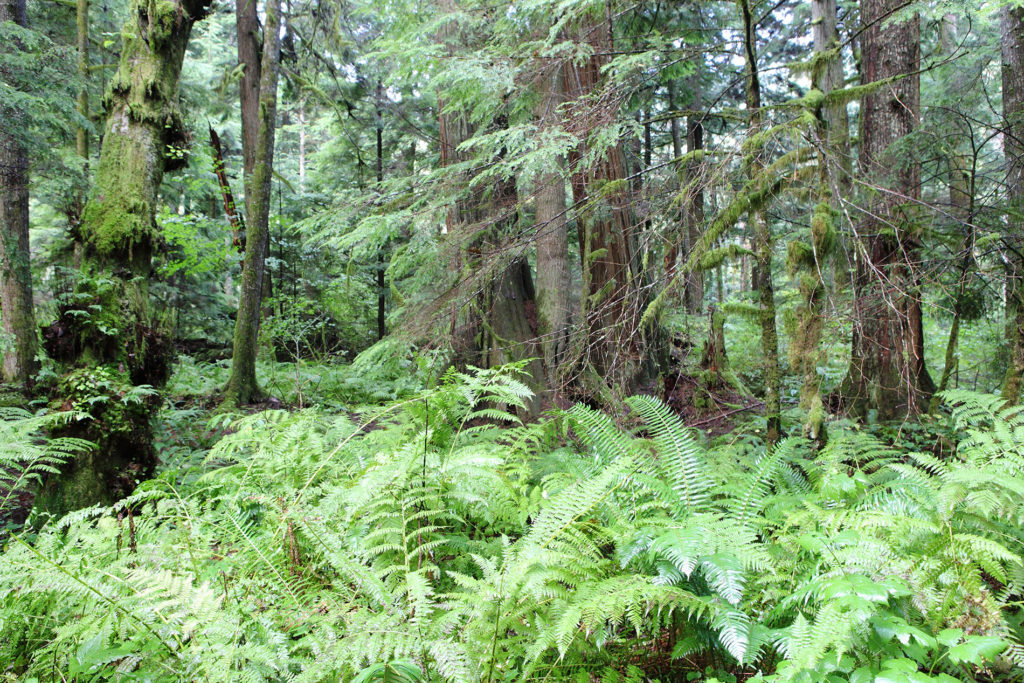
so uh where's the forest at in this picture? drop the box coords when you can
[1,0,1024,678]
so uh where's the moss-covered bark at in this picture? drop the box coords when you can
[38,0,210,516]
[0,0,38,390]
[222,0,282,409]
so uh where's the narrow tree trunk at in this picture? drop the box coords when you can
[684,71,706,314]
[375,80,387,342]
[842,0,929,419]
[533,63,571,393]
[738,0,781,444]
[1000,4,1024,402]
[0,0,37,389]
[789,0,845,446]
[76,0,89,160]
[208,126,245,251]
[223,0,281,408]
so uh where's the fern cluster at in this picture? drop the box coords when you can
[1,385,1023,681]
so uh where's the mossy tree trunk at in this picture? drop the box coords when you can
[533,62,571,395]
[36,0,210,515]
[0,0,38,390]
[841,0,930,419]
[222,0,281,408]
[787,0,845,446]
[738,0,781,445]
[1000,4,1024,402]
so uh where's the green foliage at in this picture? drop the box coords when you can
[4,378,1023,680]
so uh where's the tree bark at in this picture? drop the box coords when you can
[37,0,210,514]
[223,0,281,408]
[533,63,571,394]
[789,0,845,446]
[684,71,705,314]
[1000,4,1024,402]
[0,0,38,389]
[841,0,930,419]
[563,11,653,394]
[738,0,781,445]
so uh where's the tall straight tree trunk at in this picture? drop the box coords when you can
[37,0,210,514]
[0,0,37,389]
[841,0,929,419]
[533,62,571,394]
[223,0,281,408]
[563,11,653,394]
[684,70,705,314]
[789,0,845,445]
[1000,4,1024,402]
[931,15,974,410]
[738,0,781,444]
[375,80,387,342]
[76,0,89,161]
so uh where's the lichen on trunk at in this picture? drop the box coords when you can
[38,0,211,516]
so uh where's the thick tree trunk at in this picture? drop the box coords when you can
[436,16,544,415]
[842,0,930,419]
[563,13,653,394]
[223,0,281,408]
[0,0,37,389]
[37,0,209,514]
[1000,4,1024,402]
[533,64,571,393]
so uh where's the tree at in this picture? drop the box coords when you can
[1001,2,1024,401]
[0,0,38,389]
[737,0,781,444]
[222,0,282,408]
[36,0,211,513]
[533,60,571,396]
[563,9,654,395]
[840,0,932,419]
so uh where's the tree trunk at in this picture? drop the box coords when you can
[0,0,38,389]
[533,63,571,394]
[841,0,930,419]
[684,71,705,314]
[37,0,209,514]
[563,12,653,394]
[435,10,545,415]
[738,0,781,444]
[1001,4,1024,402]
[789,0,845,446]
[375,80,387,342]
[223,0,281,408]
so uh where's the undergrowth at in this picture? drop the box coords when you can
[1,375,1023,681]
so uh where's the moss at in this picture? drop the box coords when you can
[722,301,760,319]
[786,241,815,276]
[810,200,837,255]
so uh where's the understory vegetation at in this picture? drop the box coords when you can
[3,366,1024,681]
